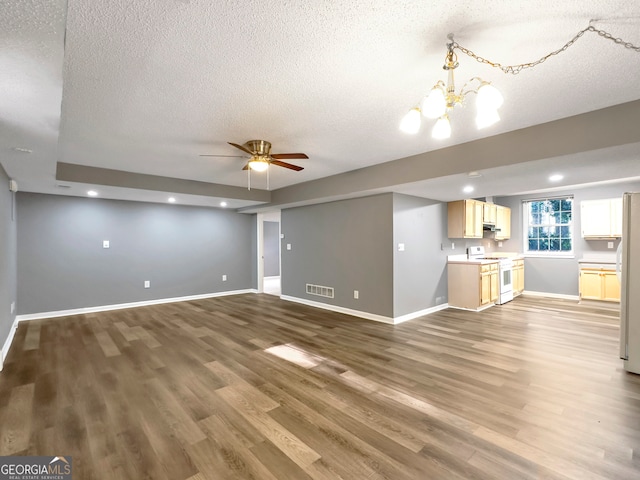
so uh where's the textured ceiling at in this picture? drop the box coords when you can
[1,0,640,208]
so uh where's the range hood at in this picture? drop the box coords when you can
[483,224,501,232]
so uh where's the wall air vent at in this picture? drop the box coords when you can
[306,283,334,299]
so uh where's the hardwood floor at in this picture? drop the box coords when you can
[1,294,639,479]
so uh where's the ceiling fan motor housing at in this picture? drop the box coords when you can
[245,140,272,155]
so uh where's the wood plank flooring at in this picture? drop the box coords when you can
[1,294,639,479]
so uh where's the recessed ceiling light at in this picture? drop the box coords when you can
[467,171,482,178]
[549,174,564,182]
[463,185,474,194]
[168,197,176,203]
[220,201,228,207]
[87,190,98,197]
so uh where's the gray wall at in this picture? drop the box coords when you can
[263,221,280,277]
[281,194,394,317]
[0,165,17,351]
[496,179,640,296]
[392,194,449,317]
[17,193,255,314]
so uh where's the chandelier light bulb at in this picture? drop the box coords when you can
[421,87,447,119]
[475,108,500,129]
[432,115,451,139]
[476,83,503,110]
[399,107,421,134]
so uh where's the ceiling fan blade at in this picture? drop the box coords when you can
[242,164,249,170]
[199,154,246,157]
[228,142,255,155]
[271,153,309,160]
[270,160,304,171]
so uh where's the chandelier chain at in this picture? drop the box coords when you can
[452,26,640,75]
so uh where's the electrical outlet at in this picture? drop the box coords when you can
[287,243,291,250]
[608,241,614,249]
[144,280,150,288]
[436,296,445,304]
[451,242,455,250]
[280,233,285,239]
[354,290,359,299]
[222,274,227,281]
[498,241,503,247]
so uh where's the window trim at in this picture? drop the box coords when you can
[522,196,574,258]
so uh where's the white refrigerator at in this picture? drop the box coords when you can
[619,192,640,374]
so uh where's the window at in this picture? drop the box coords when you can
[523,197,573,255]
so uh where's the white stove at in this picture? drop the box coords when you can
[467,246,514,305]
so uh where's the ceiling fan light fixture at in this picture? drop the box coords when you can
[248,157,269,172]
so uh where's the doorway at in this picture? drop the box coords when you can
[258,211,281,296]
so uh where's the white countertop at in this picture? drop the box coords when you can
[578,255,617,265]
[447,254,500,265]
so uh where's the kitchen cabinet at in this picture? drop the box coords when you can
[513,259,525,296]
[483,203,497,225]
[448,199,483,238]
[579,267,620,302]
[448,261,499,310]
[494,205,511,240]
[580,198,623,238]
[489,265,499,302]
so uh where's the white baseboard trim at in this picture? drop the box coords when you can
[280,295,394,324]
[448,303,495,312]
[393,304,450,324]
[1,317,19,372]
[522,290,580,301]
[280,295,449,325]
[15,289,258,322]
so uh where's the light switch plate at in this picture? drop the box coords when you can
[103,240,110,249]
[398,243,405,251]
[144,280,150,288]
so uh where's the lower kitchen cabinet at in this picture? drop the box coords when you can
[449,262,499,310]
[579,267,620,302]
[513,259,525,296]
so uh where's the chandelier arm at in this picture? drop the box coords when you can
[452,25,640,75]
[457,77,485,97]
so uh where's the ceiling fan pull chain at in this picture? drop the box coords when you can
[248,167,251,190]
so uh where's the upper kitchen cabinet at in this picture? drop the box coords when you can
[580,198,623,239]
[448,199,483,238]
[483,203,497,225]
[494,205,511,240]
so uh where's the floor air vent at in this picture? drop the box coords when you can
[306,283,334,298]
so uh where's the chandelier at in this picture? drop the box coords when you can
[401,24,640,139]
[400,35,502,139]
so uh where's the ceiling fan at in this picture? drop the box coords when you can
[201,140,308,172]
